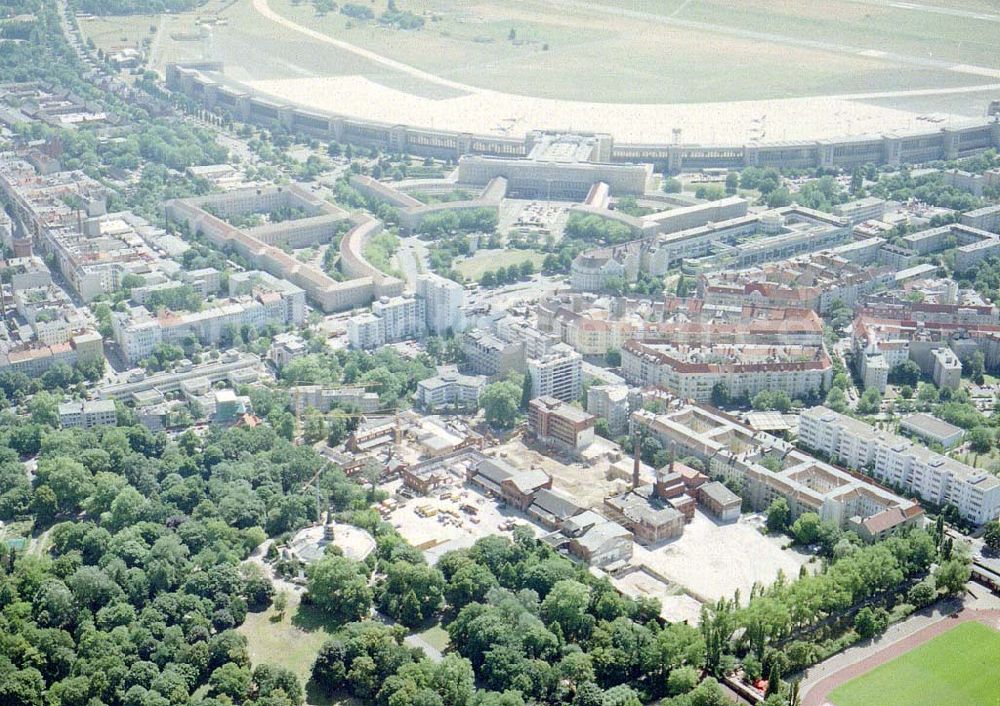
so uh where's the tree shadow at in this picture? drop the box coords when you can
[304,679,336,706]
[291,601,344,633]
[305,681,363,706]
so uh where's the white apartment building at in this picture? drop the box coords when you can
[496,316,561,360]
[268,332,308,370]
[346,313,383,350]
[416,372,488,411]
[586,384,630,435]
[347,294,426,349]
[113,316,162,365]
[59,399,117,429]
[416,273,465,335]
[113,280,305,365]
[374,294,426,342]
[290,385,380,415]
[528,345,582,403]
[799,406,1000,525]
[931,348,962,390]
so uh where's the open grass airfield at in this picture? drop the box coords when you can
[81,0,1000,142]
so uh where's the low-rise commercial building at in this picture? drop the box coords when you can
[58,399,117,429]
[900,413,965,449]
[697,481,741,522]
[832,197,886,225]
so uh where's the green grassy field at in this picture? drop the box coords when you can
[415,623,449,652]
[78,14,160,55]
[829,622,1000,706]
[455,248,544,280]
[252,0,991,103]
[238,591,341,698]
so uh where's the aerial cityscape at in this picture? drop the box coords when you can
[2,1,1000,705]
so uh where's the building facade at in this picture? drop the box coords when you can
[799,406,1000,525]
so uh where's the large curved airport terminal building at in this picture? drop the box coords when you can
[168,61,1000,172]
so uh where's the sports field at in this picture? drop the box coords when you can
[829,621,1000,706]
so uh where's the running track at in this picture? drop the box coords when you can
[801,608,1000,706]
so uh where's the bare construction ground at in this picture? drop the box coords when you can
[613,568,704,625]
[493,438,626,509]
[633,511,813,604]
[381,479,540,562]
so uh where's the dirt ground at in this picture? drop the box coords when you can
[493,438,627,509]
[613,568,704,624]
[381,478,540,562]
[633,510,813,604]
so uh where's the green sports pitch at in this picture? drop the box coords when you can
[829,621,1000,706]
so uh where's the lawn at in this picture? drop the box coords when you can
[258,0,989,103]
[829,622,1000,706]
[78,14,160,55]
[455,248,544,280]
[238,590,345,702]
[416,623,450,652]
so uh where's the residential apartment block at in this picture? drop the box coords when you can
[527,345,583,403]
[166,186,403,313]
[632,404,924,541]
[699,252,895,314]
[289,385,380,415]
[113,273,306,365]
[852,312,1000,393]
[622,339,832,403]
[1,330,103,377]
[586,384,630,436]
[799,406,1000,525]
[415,272,465,335]
[537,293,825,357]
[462,329,526,378]
[346,294,426,349]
